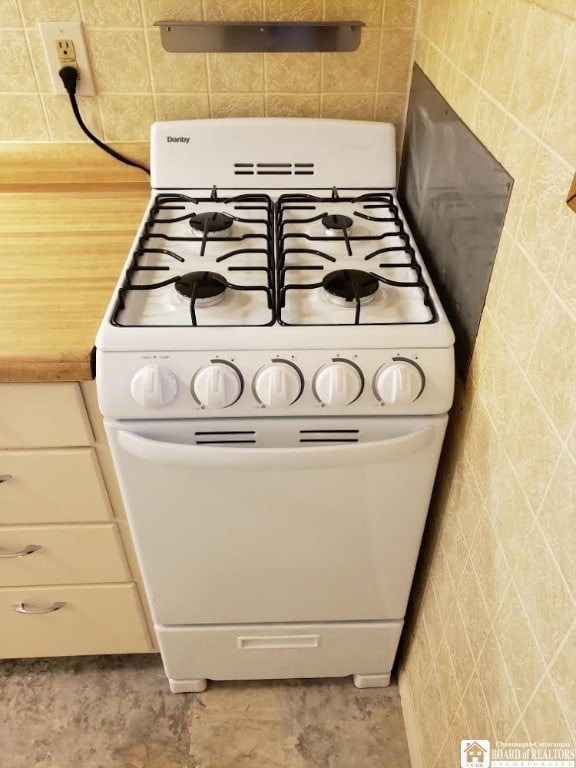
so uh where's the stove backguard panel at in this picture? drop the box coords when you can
[398,65,512,378]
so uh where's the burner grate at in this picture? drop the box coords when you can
[111,188,438,329]
[112,191,276,328]
[276,191,437,326]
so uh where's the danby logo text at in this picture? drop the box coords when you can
[167,136,190,143]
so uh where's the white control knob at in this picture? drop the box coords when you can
[314,361,363,406]
[130,364,178,408]
[374,360,424,405]
[192,363,242,409]
[253,363,302,408]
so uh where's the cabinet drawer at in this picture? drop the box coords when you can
[0,524,129,586]
[0,383,92,448]
[0,584,151,658]
[0,448,112,524]
[157,621,403,682]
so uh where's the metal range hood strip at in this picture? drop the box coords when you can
[153,21,365,53]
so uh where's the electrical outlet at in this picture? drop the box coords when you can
[39,21,95,95]
[56,39,77,65]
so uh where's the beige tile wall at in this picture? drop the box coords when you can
[401,1,575,766]
[0,0,418,145]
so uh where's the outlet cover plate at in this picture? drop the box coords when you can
[39,21,95,95]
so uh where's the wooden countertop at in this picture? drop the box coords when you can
[0,181,150,382]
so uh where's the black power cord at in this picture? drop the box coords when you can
[58,66,150,177]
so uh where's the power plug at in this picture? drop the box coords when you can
[39,21,95,96]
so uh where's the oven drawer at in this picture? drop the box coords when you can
[0,584,150,658]
[0,524,129,586]
[157,621,403,682]
[0,448,112,524]
[0,383,92,448]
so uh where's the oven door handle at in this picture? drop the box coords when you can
[116,425,436,471]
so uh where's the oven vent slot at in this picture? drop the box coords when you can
[194,430,256,445]
[299,428,360,444]
[234,162,315,176]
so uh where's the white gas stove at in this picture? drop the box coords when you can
[96,118,454,693]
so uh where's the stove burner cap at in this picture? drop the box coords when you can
[322,269,379,306]
[321,214,354,231]
[175,271,227,307]
[189,211,233,233]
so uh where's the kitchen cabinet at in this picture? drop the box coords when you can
[0,382,152,658]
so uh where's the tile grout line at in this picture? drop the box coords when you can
[536,11,573,153]
[472,345,560,526]
[15,0,53,141]
[372,0,387,120]
[21,29,51,140]
[260,0,267,116]
[139,1,157,125]
[533,513,576,607]
[471,408,576,680]
[476,2,498,93]
[504,584,570,741]
[13,0,25,26]
[422,34,575,172]
[487,579,527,725]
[512,228,576,324]
[481,303,569,453]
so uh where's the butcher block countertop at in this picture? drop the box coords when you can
[0,142,150,382]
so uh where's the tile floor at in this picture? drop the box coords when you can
[0,654,411,768]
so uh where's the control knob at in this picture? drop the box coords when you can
[313,361,363,406]
[192,363,242,409]
[130,364,178,408]
[374,360,424,405]
[253,362,302,408]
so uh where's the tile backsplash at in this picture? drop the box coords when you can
[400,1,575,766]
[0,0,418,143]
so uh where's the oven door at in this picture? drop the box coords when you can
[106,415,447,626]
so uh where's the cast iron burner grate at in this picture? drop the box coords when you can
[111,190,275,328]
[142,189,273,257]
[276,190,437,326]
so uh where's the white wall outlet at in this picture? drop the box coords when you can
[39,21,95,96]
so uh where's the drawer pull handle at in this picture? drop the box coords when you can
[0,474,12,483]
[12,601,67,615]
[238,635,320,650]
[0,544,41,558]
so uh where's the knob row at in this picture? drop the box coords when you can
[130,360,424,409]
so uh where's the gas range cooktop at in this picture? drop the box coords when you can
[112,187,436,329]
[97,118,454,352]
[96,119,454,420]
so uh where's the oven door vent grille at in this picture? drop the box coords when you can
[234,162,315,176]
[299,428,360,444]
[194,430,256,445]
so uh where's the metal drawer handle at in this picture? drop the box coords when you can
[12,601,67,615]
[0,474,12,483]
[0,544,41,558]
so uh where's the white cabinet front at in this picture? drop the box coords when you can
[107,416,447,626]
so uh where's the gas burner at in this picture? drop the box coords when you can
[175,271,227,308]
[321,214,353,232]
[322,270,379,308]
[189,212,233,233]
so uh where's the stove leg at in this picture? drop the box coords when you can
[353,673,391,688]
[169,677,208,693]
